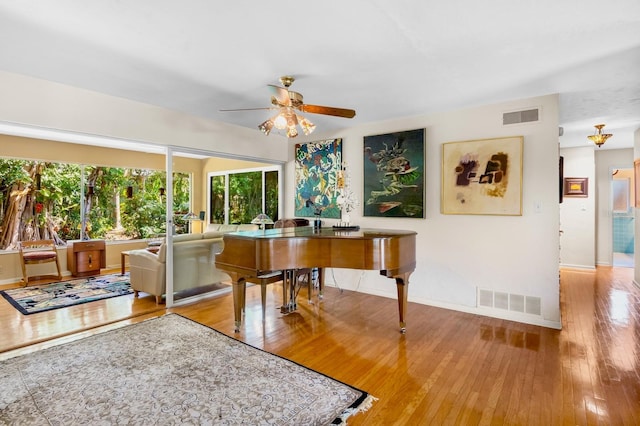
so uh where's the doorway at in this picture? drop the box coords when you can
[612,168,634,267]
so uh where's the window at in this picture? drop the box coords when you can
[0,159,190,249]
[208,166,280,225]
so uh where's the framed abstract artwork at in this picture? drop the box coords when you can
[294,138,342,219]
[441,136,523,215]
[363,129,425,218]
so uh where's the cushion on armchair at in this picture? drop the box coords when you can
[204,223,259,233]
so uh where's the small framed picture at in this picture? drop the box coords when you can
[563,177,588,197]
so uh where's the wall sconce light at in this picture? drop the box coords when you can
[587,124,612,147]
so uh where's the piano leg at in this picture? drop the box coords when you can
[289,271,298,311]
[280,270,312,313]
[395,273,411,334]
[230,275,246,333]
[280,270,294,313]
[280,270,288,313]
[317,267,324,300]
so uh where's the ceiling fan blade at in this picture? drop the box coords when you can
[219,107,273,112]
[300,104,356,118]
[268,84,291,106]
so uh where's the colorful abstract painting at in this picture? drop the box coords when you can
[441,136,523,215]
[294,139,342,219]
[363,129,424,218]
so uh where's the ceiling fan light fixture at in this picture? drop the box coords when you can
[250,75,355,138]
[285,113,299,138]
[258,119,274,135]
[298,115,316,135]
[286,110,298,128]
[273,113,287,130]
[286,126,298,138]
[587,124,612,147]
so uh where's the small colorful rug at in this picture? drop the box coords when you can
[0,273,132,315]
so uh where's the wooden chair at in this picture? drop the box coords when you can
[245,271,285,321]
[245,269,311,320]
[18,239,62,286]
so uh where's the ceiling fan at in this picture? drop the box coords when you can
[220,76,356,138]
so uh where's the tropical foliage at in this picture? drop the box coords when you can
[209,169,279,225]
[0,159,190,250]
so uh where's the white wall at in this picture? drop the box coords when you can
[559,147,596,269]
[0,70,562,329]
[287,94,561,328]
[0,70,288,162]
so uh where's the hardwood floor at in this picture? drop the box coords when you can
[0,269,165,353]
[1,267,639,424]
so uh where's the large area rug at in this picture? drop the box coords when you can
[0,273,132,315]
[0,314,374,425]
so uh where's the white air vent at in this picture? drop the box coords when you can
[503,108,539,125]
[525,296,542,316]
[495,292,509,310]
[510,294,525,313]
[479,289,493,307]
[478,288,542,317]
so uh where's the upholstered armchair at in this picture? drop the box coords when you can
[128,226,258,304]
[128,246,166,304]
[129,233,225,304]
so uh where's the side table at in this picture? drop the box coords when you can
[120,245,160,275]
[120,250,131,275]
[67,239,106,277]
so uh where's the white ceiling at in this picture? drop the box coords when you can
[0,0,639,150]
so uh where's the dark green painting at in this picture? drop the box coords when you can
[363,129,424,218]
[294,139,342,219]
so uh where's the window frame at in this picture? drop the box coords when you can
[206,165,282,225]
[0,157,192,245]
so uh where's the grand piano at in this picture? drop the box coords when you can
[215,227,417,333]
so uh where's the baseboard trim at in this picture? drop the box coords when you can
[560,263,596,270]
[328,284,562,330]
